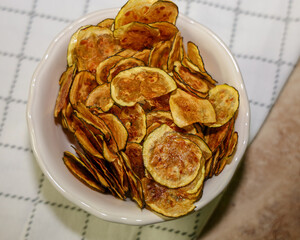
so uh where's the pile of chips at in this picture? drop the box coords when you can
[54,0,239,218]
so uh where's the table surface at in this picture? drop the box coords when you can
[199,60,300,239]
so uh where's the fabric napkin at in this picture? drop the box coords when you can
[0,0,299,239]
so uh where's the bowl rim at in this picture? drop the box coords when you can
[26,8,250,225]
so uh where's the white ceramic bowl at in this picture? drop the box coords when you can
[26,8,250,225]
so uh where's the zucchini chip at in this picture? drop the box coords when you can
[86,83,114,112]
[132,49,151,65]
[143,124,202,188]
[167,31,184,72]
[124,142,145,179]
[63,151,105,192]
[207,84,239,127]
[114,22,160,51]
[95,55,123,84]
[111,66,177,106]
[142,177,195,218]
[107,57,145,82]
[97,18,114,29]
[71,26,121,72]
[149,21,178,42]
[169,89,216,128]
[116,103,147,143]
[69,71,98,106]
[54,65,76,118]
[149,40,172,71]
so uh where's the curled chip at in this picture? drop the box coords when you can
[207,84,239,127]
[114,22,160,51]
[85,83,114,112]
[68,26,121,72]
[143,124,203,188]
[111,66,177,106]
[142,177,195,218]
[54,0,240,219]
[114,0,178,29]
[169,88,216,127]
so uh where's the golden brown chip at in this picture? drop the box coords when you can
[124,142,145,179]
[183,133,212,161]
[132,49,151,64]
[143,124,202,188]
[114,0,178,29]
[207,84,239,127]
[167,31,183,72]
[69,71,98,106]
[114,22,160,51]
[148,40,172,71]
[111,66,177,106]
[149,21,178,41]
[95,55,123,84]
[85,83,114,112]
[54,65,76,118]
[63,151,105,192]
[142,177,195,218]
[71,26,121,72]
[169,88,216,128]
[107,57,145,82]
[115,103,147,143]
[97,18,114,29]
[174,61,209,95]
[145,93,171,111]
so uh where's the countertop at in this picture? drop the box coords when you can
[200,60,300,239]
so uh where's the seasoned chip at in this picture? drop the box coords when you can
[97,18,114,29]
[107,57,145,82]
[71,26,121,72]
[69,71,98,106]
[114,0,178,29]
[142,177,195,218]
[54,65,76,118]
[167,31,183,72]
[149,40,172,71]
[207,84,239,127]
[115,103,147,143]
[132,49,151,64]
[111,66,177,106]
[86,83,114,112]
[63,151,105,192]
[124,142,145,179]
[95,55,123,84]
[145,93,171,111]
[143,124,202,188]
[114,22,160,51]
[169,88,216,128]
[149,21,178,41]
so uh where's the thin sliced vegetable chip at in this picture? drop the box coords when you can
[143,124,202,188]
[86,83,114,112]
[149,21,178,41]
[95,55,123,84]
[132,49,151,64]
[69,71,98,106]
[207,84,239,127]
[111,66,177,106]
[167,31,183,72]
[97,18,114,29]
[149,40,172,71]
[169,88,216,128]
[114,22,160,51]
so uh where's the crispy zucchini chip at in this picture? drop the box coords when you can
[180,163,205,194]
[107,57,145,82]
[207,84,239,127]
[167,31,183,72]
[149,40,172,71]
[143,124,202,188]
[99,113,128,151]
[174,61,209,94]
[116,103,147,143]
[54,65,76,117]
[97,18,114,29]
[69,71,98,106]
[169,89,216,128]
[96,55,123,84]
[124,142,145,179]
[86,83,114,112]
[114,0,158,29]
[114,0,178,29]
[111,66,177,106]
[114,22,160,50]
[142,177,195,218]
[132,49,151,64]
[145,93,171,111]
[183,134,212,161]
[149,21,178,41]
[73,26,121,72]
[63,151,105,192]
[146,110,173,127]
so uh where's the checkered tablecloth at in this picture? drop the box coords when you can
[0,0,299,239]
